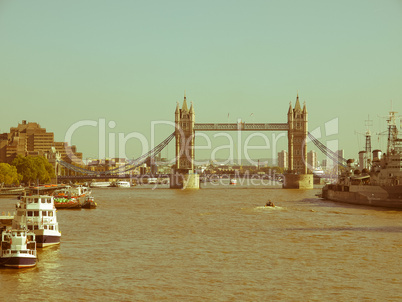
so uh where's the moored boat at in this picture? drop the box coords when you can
[81,196,97,209]
[53,197,81,209]
[0,187,25,198]
[90,181,111,188]
[1,229,37,268]
[115,181,131,188]
[147,178,157,184]
[321,110,402,209]
[13,195,61,247]
[53,185,89,204]
[230,178,237,185]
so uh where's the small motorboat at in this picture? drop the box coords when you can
[1,229,37,268]
[230,178,237,185]
[81,196,97,209]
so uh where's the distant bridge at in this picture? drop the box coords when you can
[57,174,171,181]
[57,173,284,182]
[56,95,347,185]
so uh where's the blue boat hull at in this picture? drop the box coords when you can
[0,256,36,268]
[35,235,61,247]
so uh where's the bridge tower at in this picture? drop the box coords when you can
[170,92,199,189]
[287,93,308,174]
[283,93,313,189]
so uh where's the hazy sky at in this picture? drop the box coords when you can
[1,0,401,164]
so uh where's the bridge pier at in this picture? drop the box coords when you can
[283,174,313,189]
[170,172,200,189]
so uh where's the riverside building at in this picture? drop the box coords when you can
[0,120,82,164]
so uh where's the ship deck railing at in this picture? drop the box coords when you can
[2,249,37,256]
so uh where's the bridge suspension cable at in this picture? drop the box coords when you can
[57,132,175,176]
[308,132,348,168]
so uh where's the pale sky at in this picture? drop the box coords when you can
[1,0,401,164]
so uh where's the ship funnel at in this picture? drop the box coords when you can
[372,149,382,161]
[346,159,354,168]
[359,151,367,171]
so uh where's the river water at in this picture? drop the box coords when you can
[1,181,401,301]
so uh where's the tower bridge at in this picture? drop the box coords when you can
[171,93,311,189]
[57,93,346,188]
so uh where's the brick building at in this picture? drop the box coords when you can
[0,120,82,164]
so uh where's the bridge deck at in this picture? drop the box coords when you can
[194,123,289,131]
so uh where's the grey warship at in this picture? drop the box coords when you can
[322,110,402,209]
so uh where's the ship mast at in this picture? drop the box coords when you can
[365,115,373,167]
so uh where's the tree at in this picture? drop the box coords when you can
[0,163,22,186]
[12,155,35,185]
[34,156,56,183]
[11,155,56,185]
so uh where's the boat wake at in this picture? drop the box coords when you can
[254,206,284,210]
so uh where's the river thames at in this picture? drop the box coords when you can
[1,182,401,301]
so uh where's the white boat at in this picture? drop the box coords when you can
[230,178,237,185]
[1,228,37,268]
[72,185,91,197]
[148,178,157,184]
[90,181,111,188]
[13,195,61,247]
[312,168,324,176]
[115,181,131,188]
